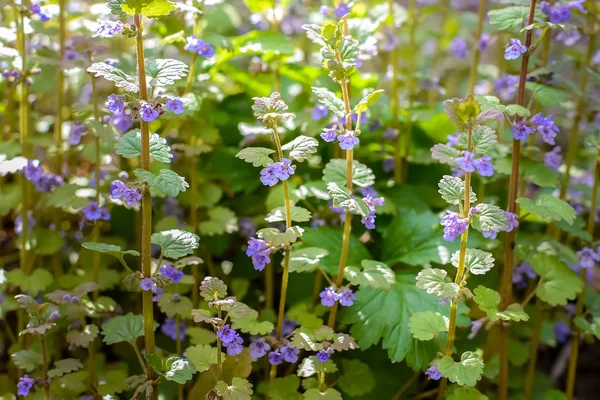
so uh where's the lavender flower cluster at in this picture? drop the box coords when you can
[23,160,64,193]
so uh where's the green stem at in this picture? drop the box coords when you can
[131,341,148,375]
[54,0,66,173]
[498,2,537,399]
[523,301,544,400]
[216,307,224,381]
[467,0,487,96]
[134,14,157,398]
[40,335,50,400]
[388,0,400,183]
[176,314,183,400]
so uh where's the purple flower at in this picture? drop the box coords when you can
[474,156,494,177]
[482,230,497,239]
[260,164,278,186]
[511,121,534,140]
[468,319,484,340]
[34,174,64,192]
[504,38,527,60]
[268,349,284,365]
[447,133,460,147]
[272,158,294,181]
[316,348,333,362]
[82,201,110,222]
[17,376,35,396]
[426,365,442,380]
[48,310,60,322]
[531,113,560,145]
[23,160,44,182]
[449,37,468,60]
[153,287,164,302]
[540,1,580,23]
[554,321,570,344]
[239,217,257,238]
[556,29,581,46]
[160,264,183,282]
[246,237,272,271]
[161,317,186,340]
[68,122,87,146]
[383,128,399,139]
[513,262,536,290]
[456,151,476,173]
[110,180,128,199]
[334,2,350,17]
[337,131,359,150]
[93,20,123,38]
[105,94,124,113]
[140,278,156,292]
[249,339,270,360]
[505,211,519,232]
[319,287,339,307]
[321,128,337,142]
[312,104,328,120]
[577,247,599,269]
[30,3,50,22]
[494,74,519,101]
[109,110,133,133]
[140,102,159,123]
[185,36,216,58]
[440,211,468,242]
[544,146,562,171]
[217,324,237,345]
[165,97,184,114]
[338,288,356,307]
[226,335,244,356]
[280,345,300,363]
[478,33,492,51]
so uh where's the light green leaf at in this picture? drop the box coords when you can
[231,317,274,335]
[48,358,84,378]
[312,87,345,117]
[437,351,484,387]
[289,247,329,273]
[87,63,138,93]
[338,359,375,396]
[353,89,385,114]
[505,104,531,118]
[235,147,275,167]
[451,249,495,275]
[446,386,489,400]
[473,286,529,321]
[266,206,312,223]
[257,226,304,248]
[409,311,449,341]
[7,268,53,295]
[517,195,576,225]
[164,356,196,384]
[416,268,460,298]
[327,182,370,218]
[475,203,510,232]
[199,206,238,236]
[458,125,497,155]
[573,316,600,340]
[215,377,254,400]
[297,356,337,378]
[11,350,42,372]
[282,135,319,162]
[122,0,176,18]
[183,345,218,373]
[344,260,395,290]
[489,6,543,32]
[323,159,375,188]
[135,168,189,197]
[199,277,228,301]
[151,229,199,259]
[101,313,157,345]
[82,242,140,257]
[158,294,192,318]
[115,130,173,164]
[303,388,343,400]
[268,375,302,400]
[234,30,294,56]
[431,144,461,164]
[525,82,570,107]
[145,353,164,374]
[531,253,583,306]
[438,175,477,206]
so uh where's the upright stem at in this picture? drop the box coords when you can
[498,2,537,399]
[523,301,544,400]
[566,113,600,400]
[134,14,157,395]
[467,0,487,96]
[89,54,102,300]
[176,314,183,400]
[389,0,400,183]
[427,0,449,107]
[40,335,50,400]
[327,76,353,329]
[54,0,66,173]
[216,307,224,380]
[270,124,293,380]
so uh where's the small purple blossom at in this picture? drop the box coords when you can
[316,348,333,362]
[18,376,35,396]
[440,211,468,242]
[474,156,494,177]
[165,97,184,114]
[544,146,562,171]
[140,102,160,123]
[109,110,133,133]
[504,38,527,60]
[337,131,359,150]
[217,324,237,345]
[249,339,270,360]
[468,319,484,340]
[513,262,536,290]
[556,29,581,46]
[268,349,284,365]
[140,278,157,292]
[280,345,300,363]
[334,2,350,18]
[456,151,476,173]
[320,128,337,142]
[160,264,183,282]
[426,365,442,380]
[246,237,272,271]
[105,94,124,113]
[478,33,492,51]
[93,20,123,38]
[68,122,87,146]
[449,37,468,60]
[82,201,110,222]
[30,3,50,22]
[511,121,534,140]
[554,321,570,344]
[338,288,356,307]
[383,128,399,139]
[320,287,339,307]
[577,247,599,269]
[23,160,44,182]
[260,159,294,186]
[185,36,216,58]
[312,104,328,120]
[161,317,186,340]
[505,211,519,232]
[447,133,460,147]
[531,113,560,145]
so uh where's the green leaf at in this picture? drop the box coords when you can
[101,313,156,345]
[145,58,188,86]
[525,82,570,107]
[235,147,275,167]
[543,390,567,400]
[517,195,576,224]
[266,206,312,223]
[458,125,497,155]
[257,226,304,248]
[353,89,385,114]
[344,260,395,290]
[451,249,495,275]
[115,130,173,164]
[474,203,510,232]
[446,386,489,400]
[268,375,302,400]
[11,350,42,372]
[431,144,461,164]
[158,293,193,318]
[505,104,531,118]
[416,268,460,298]
[45,183,84,209]
[297,356,337,377]
[234,30,294,56]
[183,345,218,373]
[121,0,176,17]
[573,316,600,340]
[135,168,189,197]
[48,358,84,378]
[282,135,319,162]
[214,377,254,400]
[531,253,584,306]
[31,228,63,255]
[7,268,53,295]
[67,325,99,348]
[199,206,238,236]
[327,182,370,218]
[473,286,529,321]
[0,183,22,215]
[437,351,484,387]
[82,242,140,257]
[164,356,196,384]
[199,277,228,301]
[312,87,345,117]
[303,388,343,400]
[289,247,329,273]
[496,303,529,322]
[252,92,295,127]
[231,316,274,335]
[438,175,477,205]
[338,359,375,396]
[323,159,375,188]
[489,6,542,32]
[97,369,129,395]
[144,353,164,374]
[87,63,138,93]
[409,311,449,341]
[151,229,199,259]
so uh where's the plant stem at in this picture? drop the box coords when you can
[566,99,600,400]
[389,0,401,183]
[131,341,148,375]
[524,301,543,400]
[327,75,353,329]
[89,53,102,301]
[467,0,487,96]
[392,371,420,400]
[40,335,50,400]
[270,123,292,380]
[54,0,66,173]
[216,307,224,381]
[498,2,537,399]
[176,314,183,400]
[134,14,157,397]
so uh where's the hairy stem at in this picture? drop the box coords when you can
[41,335,50,400]
[131,342,148,375]
[467,0,487,96]
[216,307,224,381]
[498,1,537,398]
[134,14,157,397]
